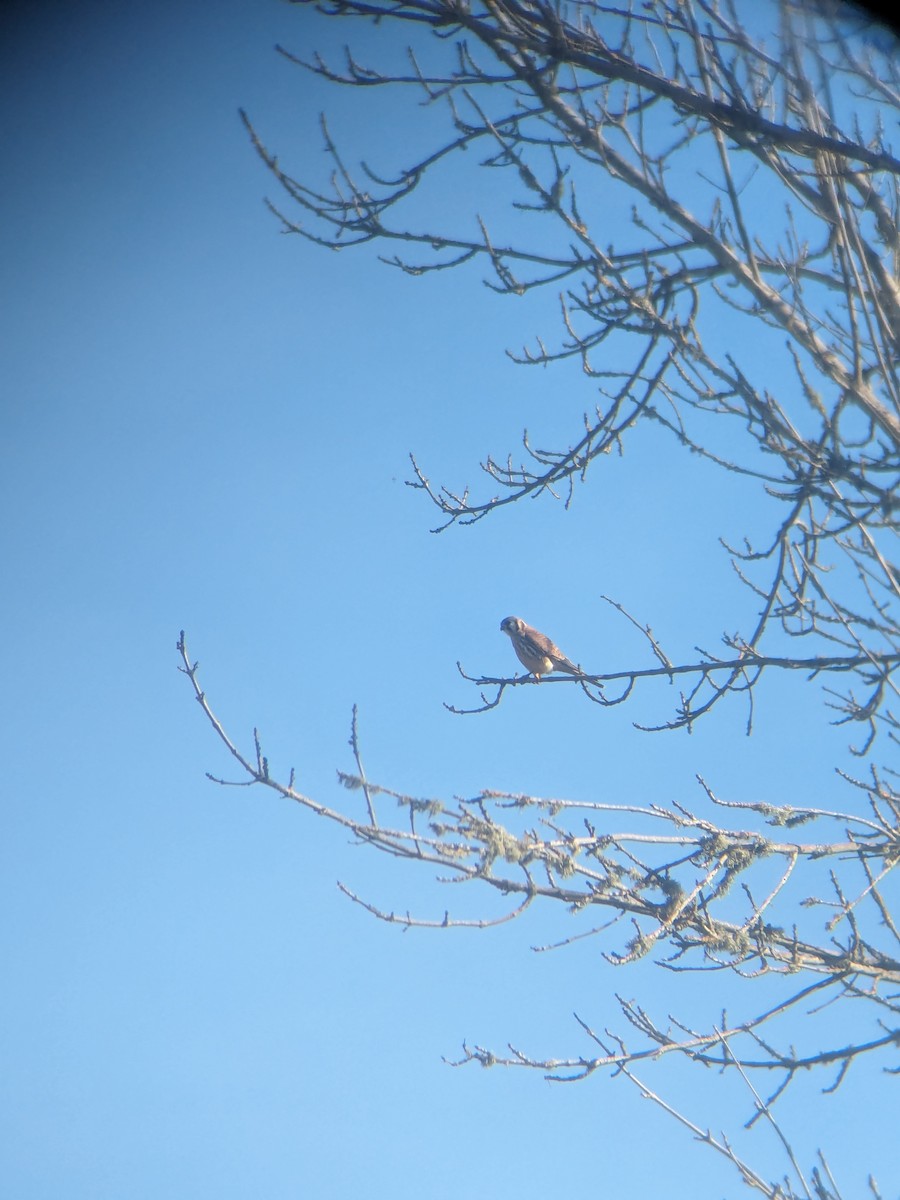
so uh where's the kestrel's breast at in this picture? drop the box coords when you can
[517,644,554,675]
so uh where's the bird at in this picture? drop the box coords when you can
[500,616,583,680]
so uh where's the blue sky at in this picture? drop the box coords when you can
[2,3,897,1197]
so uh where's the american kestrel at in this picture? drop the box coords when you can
[500,616,583,680]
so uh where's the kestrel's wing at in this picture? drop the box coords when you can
[521,622,583,676]
[550,650,583,675]
[516,622,551,653]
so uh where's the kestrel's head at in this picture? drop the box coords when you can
[500,616,525,636]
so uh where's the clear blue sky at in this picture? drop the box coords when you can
[2,3,896,1197]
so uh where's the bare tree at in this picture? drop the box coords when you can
[182,2,899,1194]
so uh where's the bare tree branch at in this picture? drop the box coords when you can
[238,0,900,732]
[182,4,900,1191]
